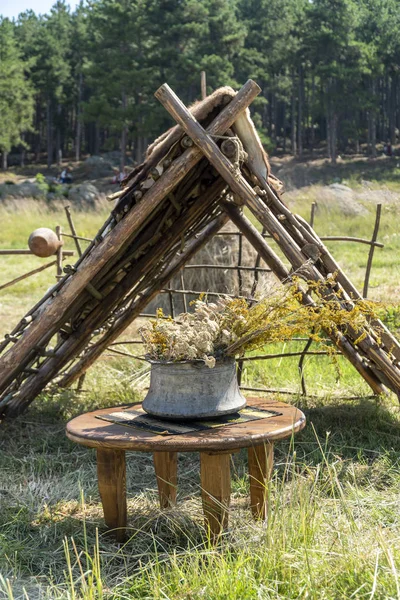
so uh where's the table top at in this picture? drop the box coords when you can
[66,397,306,452]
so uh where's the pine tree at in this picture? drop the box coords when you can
[305,0,366,162]
[0,17,34,169]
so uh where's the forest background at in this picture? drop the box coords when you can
[1,0,400,172]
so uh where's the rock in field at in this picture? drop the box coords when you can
[68,183,101,208]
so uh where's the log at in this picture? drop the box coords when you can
[155,83,313,274]
[0,80,261,395]
[221,200,288,281]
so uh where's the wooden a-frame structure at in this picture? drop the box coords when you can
[1,79,400,419]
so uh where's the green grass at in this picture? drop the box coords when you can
[0,385,399,599]
[1,186,400,598]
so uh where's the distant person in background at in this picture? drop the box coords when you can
[384,140,393,157]
[112,168,126,184]
[60,167,72,183]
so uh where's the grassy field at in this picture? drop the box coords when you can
[1,174,400,599]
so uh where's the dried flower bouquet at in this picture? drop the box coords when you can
[140,280,376,368]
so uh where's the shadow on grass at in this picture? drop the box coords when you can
[301,396,400,454]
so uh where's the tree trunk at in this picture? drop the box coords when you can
[120,91,127,171]
[268,92,272,137]
[297,65,303,158]
[326,79,337,164]
[35,129,41,163]
[331,112,338,164]
[368,79,377,158]
[35,99,41,163]
[272,93,278,145]
[2,151,7,170]
[389,74,396,145]
[326,97,331,161]
[282,101,287,153]
[56,104,62,166]
[310,74,315,154]
[75,72,83,163]
[135,136,143,163]
[47,99,53,168]
[94,123,100,155]
[368,111,377,158]
[291,75,297,155]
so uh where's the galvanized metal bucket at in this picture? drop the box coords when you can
[142,357,246,420]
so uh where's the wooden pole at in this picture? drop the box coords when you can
[0,261,58,292]
[55,225,63,280]
[363,203,382,298]
[221,201,288,280]
[64,205,83,257]
[0,250,73,256]
[0,80,261,395]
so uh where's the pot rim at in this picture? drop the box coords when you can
[145,355,234,366]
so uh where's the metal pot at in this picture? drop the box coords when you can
[142,357,246,420]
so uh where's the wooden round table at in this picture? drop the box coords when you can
[66,397,305,541]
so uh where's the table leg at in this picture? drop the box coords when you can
[248,442,274,520]
[200,452,231,537]
[96,448,127,542]
[153,451,178,508]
